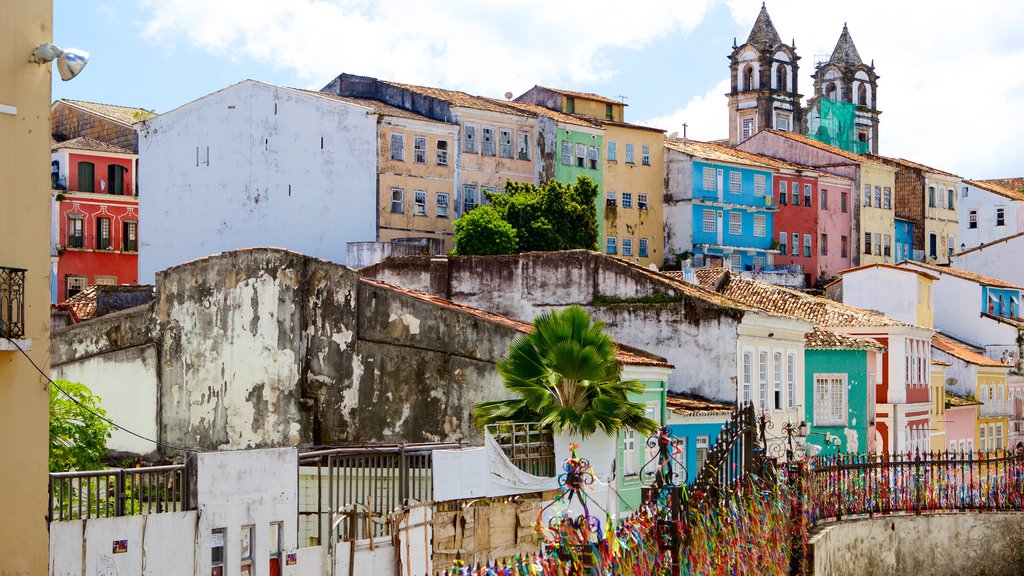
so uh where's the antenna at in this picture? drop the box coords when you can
[618,95,629,104]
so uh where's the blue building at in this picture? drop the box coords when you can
[664,139,778,271]
[895,218,914,262]
[665,395,733,484]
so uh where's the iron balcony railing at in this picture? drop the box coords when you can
[48,464,192,522]
[0,266,26,339]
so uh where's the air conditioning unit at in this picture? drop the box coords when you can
[606,199,617,207]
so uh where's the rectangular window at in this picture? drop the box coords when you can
[730,253,742,270]
[462,185,477,212]
[108,165,126,195]
[884,234,892,258]
[997,424,1004,450]
[66,275,87,299]
[773,352,783,410]
[883,187,892,209]
[702,210,716,233]
[605,103,614,120]
[68,215,84,248]
[969,210,978,228]
[787,353,796,409]
[928,186,936,208]
[742,352,753,404]
[779,232,787,255]
[864,232,872,255]
[390,133,405,161]
[803,234,812,257]
[481,128,495,156]
[804,184,812,206]
[642,144,651,166]
[606,236,617,254]
[77,161,95,192]
[623,428,637,476]
[741,117,754,140]
[413,190,427,216]
[625,143,635,164]
[622,238,633,256]
[241,525,254,573]
[517,132,531,160]
[754,174,766,196]
[576,143,586,168]
[873,233,882,255]
[729,212,742,235]
[820,189,828,210]
[792,233,800,255]
[481,186,496,206]
[499,129,513,158]
[841,235,848,258]
[390,188,405,213]
[703,167,716,190]
[608,141,617,162]
[729,172,742,194]
[754,214,766,237]
[561,141,572,165]
[779,181,788,205]
[874,185,881,208]
[462,126,477,153]
[791,182,800,205]
[962,186,969,197]
[638,193,648,210]
[863,183,871,206]
[588,146,599,169]
[820,233,828,256]
[813,374,846,426]
[981,424,987,451]
[997,207,1006,226]
[269,522,283,570]
[948,235,955,258]
[122,221,138,252]
[639,238,649,257]
[211,528,226,576]
[96,217,112,250]
[621,192,633,209]
[436,140,449,166]
[841,191,848,213]
[436,193,449,218]
[696,435,710,472]
[947,188,955,210]
[413,136,427,164]
[758,351,769,412]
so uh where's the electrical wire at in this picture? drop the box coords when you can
[4,334,194,453]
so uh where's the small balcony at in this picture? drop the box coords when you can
[0,266,27,349]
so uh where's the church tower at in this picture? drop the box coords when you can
[727,3,801,146]
[809,24,880,153]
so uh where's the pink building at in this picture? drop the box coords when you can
[945,392,980,452]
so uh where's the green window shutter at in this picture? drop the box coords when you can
[78,162,94,192]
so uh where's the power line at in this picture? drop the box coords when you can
[4,335,193,453]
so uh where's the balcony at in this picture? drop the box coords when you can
[0,266,28,350]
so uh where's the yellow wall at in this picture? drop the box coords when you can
[857,163,897,265]
[0,0,53,572]
[601,124,665,268]
[377,117,458,251]
[929,365,946,452]
[457,108,536,193]
[916,276,934,329]
[976,368,1010,451]
[562,95,623,123]
[923,174,960,265]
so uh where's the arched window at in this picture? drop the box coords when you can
[77,161,95,192]
[743,64,754,91]
[108,165,126,195]
[775,65,788,91]
[857,84,867,106]
[826,82,838,100]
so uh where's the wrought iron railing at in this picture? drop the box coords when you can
[48,464,192,522]
[0,266,26,339]
[690,403,765,501]
[806,448,1024,526]
[485,422,555,477]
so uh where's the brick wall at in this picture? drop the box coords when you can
[51,103,139,152]
[892,165,924,249]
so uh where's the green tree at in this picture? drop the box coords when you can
[452,205,518,255]
[474,306,658,437]
[49,380,113,472]
[489,176,599,253]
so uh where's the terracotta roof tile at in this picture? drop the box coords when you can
[931,359,952,367]
[932,333,1006,368]
[61,286,97,320]
[299,90,453,124]
[665,138,838,178]
[900,260,1023,290]
[60,99,155,125]
[534,86,624,106]
[945,391,982,408]
[983,313,1024,328]
[666,394,734,417]
[759,129,888,166]
[805,327,886,351]
[360,277,673,368]
[493,100,598,128]
[954,230,1024,257]
[839,262,939,281]
[380,81,535,117]
[964,179,1024,203]
[863,154,959,178]
[52,136,135,155]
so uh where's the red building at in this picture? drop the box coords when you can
[51,137,138,302]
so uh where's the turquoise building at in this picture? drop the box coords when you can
[895,218,914,262]
[616,377,668,510]
[665,395,733,484]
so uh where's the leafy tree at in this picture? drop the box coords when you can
[488,176,600,253]
[50,380,113,472]
[452,205,518,255]
[474,306,658,438]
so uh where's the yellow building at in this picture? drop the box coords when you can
[855,160,897,265]
[0,0,54,572]
[929,360,948,452]
[932,334,1011,452]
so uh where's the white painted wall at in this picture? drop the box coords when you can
[50,513,198,576]
[952,234,1024,289]
[842,267,920,326]
[958,182,1024,250]
[51,345,159,455]
[664,148,695,256]
[136,80,377,281]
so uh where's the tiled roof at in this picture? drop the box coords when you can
[697,270,913,328]
[666,394,734,417]
[360,278,674,368]
[983,313,1024,328]
[932,333,1006,368]
[964,179,1024,202]
[533,86,624,106]
[60,99,155,125]
[945,391,982,408]
[838,262,939,281]
[597,119,667,134]
[494,100,598,128]
[954,230,1024,257]
[863,154,959,178]
[52,136,134,155]
[61,286,98,321]
[300,90,452,124]
[931,359,952,367]
[900,260,1023,290]
[380,81,535,117]
[827,24,863,67]
[745,3,782,47]
[760,129,886,166]
[805,327,886,351]
[665,139,777,170]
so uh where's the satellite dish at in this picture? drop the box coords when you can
[504,91,513,100]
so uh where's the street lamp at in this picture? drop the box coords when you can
[30,43,89,81]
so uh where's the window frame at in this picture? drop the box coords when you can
[122,220,138,252]
[702,209,716,233]
[462,184,478,213]
[753,214,766,237]
[608,141,617,162]
[606,236,617,255]
[622,238,633,257]
[436,140,449,166]
[729,172,742,195]
[625,143,635,164]
[481,127,496,156]
[621,192,633,209]
[637,193,648,210]
[77,161,95,192]
[413,190,427,216]
[96,216,112,250]
[390,133,405,161]
[435,192,450,218]
[517,131,531,161]
[390,187,405,214]
[728,211,742,235]
[67,214,84,248]
[639,238,649,258]
[753,174,766,196]
[462,125,477,154]
[742,351,753,404]
[413,136,427,164]
[498,129,513,159]
[641,144,651,166]
[803,233,812,257]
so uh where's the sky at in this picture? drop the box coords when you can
[53,0,1024,179]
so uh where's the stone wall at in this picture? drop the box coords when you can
[808,513,1024,575]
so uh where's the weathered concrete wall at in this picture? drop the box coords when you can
[808,513,1024,576]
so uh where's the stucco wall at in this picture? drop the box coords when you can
[842,267,920,326]
[136,80,378,282]
[808,513,1024,575]
[952,235,1024,296]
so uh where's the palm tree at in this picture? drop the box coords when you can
[474,306,659,438]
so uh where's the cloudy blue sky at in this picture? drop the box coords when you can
[54,0,1024,178]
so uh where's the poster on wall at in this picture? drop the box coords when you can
[112,540,128,554]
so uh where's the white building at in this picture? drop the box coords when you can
[951,230,1024,289]
[958,179,1024,251]
[835,263,937,328]
[134,80,378,281]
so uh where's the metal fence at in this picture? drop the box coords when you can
[806,449,1024,526]
[0,266,26,338]
[690,403,764,501]
[48,464,191,522]
[485,422,555,477]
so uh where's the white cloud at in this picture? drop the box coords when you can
[642,79,731,141]
[138,0,713,97]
